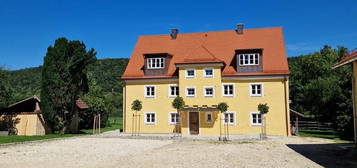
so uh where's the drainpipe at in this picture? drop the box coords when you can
[283,76,290,136]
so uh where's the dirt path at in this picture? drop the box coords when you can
[0,135,355,168]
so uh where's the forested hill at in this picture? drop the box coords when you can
[5,58,129,102]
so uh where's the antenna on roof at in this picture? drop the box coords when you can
[170,29,178,40]
[236,24,244,34]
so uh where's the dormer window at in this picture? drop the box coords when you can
[239,53,259,66]
[147,57,165,69]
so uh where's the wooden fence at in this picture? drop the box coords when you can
[292,121,333,130]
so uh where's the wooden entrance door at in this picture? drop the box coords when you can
[189,112,199,135]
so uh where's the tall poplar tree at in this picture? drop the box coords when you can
[41,38,96,133]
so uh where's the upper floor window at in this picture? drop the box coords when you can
[239,53,259,66]
[222,84,234,97]
[204,68,213,78]
[144,85,155,98]
[186,87,196,97]
[147,57,165,69]
[224,112,235,125]
[186,69,195,78]
[250,83,263,97]
[251,112,262,125]
[204,87,214,97]
[169,85,179,97]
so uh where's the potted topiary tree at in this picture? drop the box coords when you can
[217,102,229,141]
[258,103,269,140]
[131,99,142,136]
[172,97,185,137]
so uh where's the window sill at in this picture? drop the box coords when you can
[251,124,262,126]
[144,96,155,98]
[145,123,156,125]
[223,95,234,97]
[169,95,178,98]
[250,95,262,97]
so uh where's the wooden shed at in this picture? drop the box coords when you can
[0,96,46,136]
[0,96,88,136]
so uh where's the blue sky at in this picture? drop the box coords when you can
[0,0,356,70]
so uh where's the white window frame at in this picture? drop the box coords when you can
[223,112,236,125]
[185,87,196,97]
[204,86,214,97]
[222,83,235,97]
[185,69,196,78]
[169,112,180,125]
[203,68,214,78]
[147,57,165,69]
[205,112,213,123]
[144,85,156,98]
[250,112,262,126]
[238,53,259,66]
[168,84,179,98]
[144,112,156,125]
[250,83,263,97]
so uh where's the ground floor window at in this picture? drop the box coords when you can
[224,112,235,125]
[145,112,156,125]
[206,112,213,123]
[251,112,262,125]
[169,112,180,125]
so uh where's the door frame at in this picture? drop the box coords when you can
[188,112,200,135]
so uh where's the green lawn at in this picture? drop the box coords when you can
[0,117,122,145]
[299,129,353,143]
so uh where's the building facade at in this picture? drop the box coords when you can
[122,26,290,136]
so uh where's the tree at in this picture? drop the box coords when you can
[0,67,13,109]
[80,75,107,129]
[131,99,142,136]
[41,37,96,133]
[217,102,229,141]
[258,103,269,139]
[172,97,185,135]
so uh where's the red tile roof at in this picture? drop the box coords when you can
[122,27,289,79]
[333,51,357,68]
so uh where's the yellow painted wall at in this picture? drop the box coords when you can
[0,114,46,136]
[124,66,290,136]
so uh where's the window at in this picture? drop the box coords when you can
[204,87,214,97]
[145,112,156,125]
[250,83,263,97]
[169,85,179,97]
[204,68,213,78]
[147,58,165,69]
[169,112,180,125]
[144,85,155,98]
[186,87,196,97]
[222,84,234,97]
[206,112,213,123]
[239,53,259,66]
[186,69,195,78]
[224,112,235,125]
[251,112,262,125]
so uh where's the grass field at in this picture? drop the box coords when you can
[0,117,122,144]
[298,129,353,143]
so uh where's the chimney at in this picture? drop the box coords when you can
[236,24,244,34]
[170,28,178,39]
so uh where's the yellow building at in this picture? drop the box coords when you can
[122,25,290,136]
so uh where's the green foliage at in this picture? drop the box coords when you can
[41,37,96,133]
[80,76,108,129]
[289,45,353,140]
[0,67,13,109]
[131,99,142,112]
[258,103,269,114]
[217,102,229,113]
[172,97,185,110]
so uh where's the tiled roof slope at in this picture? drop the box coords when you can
[333,50,357,68]
[122,27,289,79]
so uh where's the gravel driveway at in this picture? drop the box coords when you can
[0,133,355,168]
